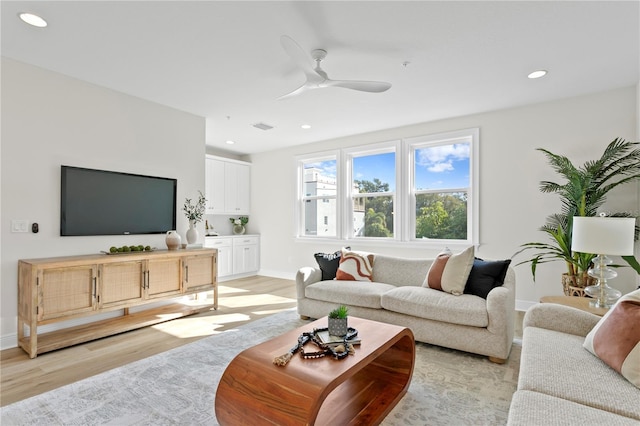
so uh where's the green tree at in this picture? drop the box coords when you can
[416,201,448,238]
[415,193,467,239]
[363,208,392,237]
[355,179,394,235]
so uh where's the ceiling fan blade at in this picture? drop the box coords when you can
[277,82,314,100]
[324,79,392,93]
[280,35,322,82]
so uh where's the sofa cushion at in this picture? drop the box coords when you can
[314,247,350,280]
[507,390,640,426]
[335,249,375,281]
[381,286,489,327]
[464,258,511,299]
[424,246,474,295]
[519,326,640,420]
[305,280,396,309]
[371,255,431,287]
[583,289,640,388]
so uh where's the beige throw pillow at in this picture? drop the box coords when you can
[583,288,640,388]
[424,246,475,295]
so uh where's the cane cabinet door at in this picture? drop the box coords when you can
[38,265,97,321]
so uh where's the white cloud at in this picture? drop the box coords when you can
[417,143,469,173]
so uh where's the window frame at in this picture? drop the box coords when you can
[294,150,341,239]
[343,141,401,241]
[405,128,479,246]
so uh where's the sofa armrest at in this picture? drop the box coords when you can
[485,267,516,336]
[523,303,600,337]
[295,267,322,300]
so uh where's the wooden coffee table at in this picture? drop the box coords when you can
[215,316,415,425]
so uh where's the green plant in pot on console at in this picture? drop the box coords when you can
[328,305,349,337]
[514,138,640,295]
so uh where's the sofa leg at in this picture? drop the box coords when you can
[488,356,506,364]
[300,315,310,320]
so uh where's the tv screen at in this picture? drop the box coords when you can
[61,166,177,236]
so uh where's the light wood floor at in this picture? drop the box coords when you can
[0,275,298,407]
[0,275,525,407]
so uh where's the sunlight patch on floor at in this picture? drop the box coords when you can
[218,285,250,295]
[150,312,253,338]
[218,294,295,308]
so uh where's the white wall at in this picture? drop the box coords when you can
[0,59,206,348]
[249,86,638,310]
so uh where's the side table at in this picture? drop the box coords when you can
[539,295,609,316]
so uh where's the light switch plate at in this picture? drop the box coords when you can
[11,220,29,233]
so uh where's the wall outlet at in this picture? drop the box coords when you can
[11,220,29,233]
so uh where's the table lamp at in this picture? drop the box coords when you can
[571,215,635,308]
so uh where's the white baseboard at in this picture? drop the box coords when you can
[1,333,18,351]
[257,269,296,280]
[515,299,536,312]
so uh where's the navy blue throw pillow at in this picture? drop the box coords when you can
[464,259,511,299]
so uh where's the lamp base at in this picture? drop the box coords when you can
[584,283,621,309]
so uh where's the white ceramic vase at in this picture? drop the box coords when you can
[165,230,181,250]
[186,220,198,244]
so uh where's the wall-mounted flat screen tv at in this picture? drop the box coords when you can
[61,165,177,236]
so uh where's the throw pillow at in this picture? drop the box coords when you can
[583,289,640,388]
[314,247,350,281]
[335,249,375,282]
[464,259,511,299]
[424,246,475,295]
[424,247,452,291]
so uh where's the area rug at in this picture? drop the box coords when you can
[1,309,520,425]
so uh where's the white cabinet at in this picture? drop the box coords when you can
[203,237,233,278]
[205,235,259,280]
[233,236,260,275]
[205,157,226,214]
[205,155,251,215]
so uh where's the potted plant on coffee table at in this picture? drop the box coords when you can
[515,138,640,295]
[328,305,349,337]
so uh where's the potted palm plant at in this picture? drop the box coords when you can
[515,138,640,295]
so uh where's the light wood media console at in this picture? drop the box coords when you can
[18,248,217,358]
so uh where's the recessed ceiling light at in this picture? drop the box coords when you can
[527,70,547,79]
[301,124,311,129]
[18,12,47,28]
[225,140,235,145]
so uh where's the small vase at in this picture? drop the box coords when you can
[233,224,246,235]
[165,230,181,250]
[328,317,348,337]
[186,220,198,244]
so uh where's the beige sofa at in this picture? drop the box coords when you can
[507,303,640,425]
[296,253,516,362]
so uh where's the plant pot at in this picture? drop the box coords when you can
[561,273,597,297]
[328,317,348,337]
[233,224,246,235]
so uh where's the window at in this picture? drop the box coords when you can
[347,144,398,239]
[295,129,478,246]
[296,153,338,238]
[408,129,477,244]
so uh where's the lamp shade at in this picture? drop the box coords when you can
[571,216,635,255]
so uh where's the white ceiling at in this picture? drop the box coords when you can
[2,1,638,155]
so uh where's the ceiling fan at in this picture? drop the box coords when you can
[278,35,392,100]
